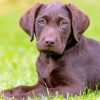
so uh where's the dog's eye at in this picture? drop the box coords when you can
[38,18,46,25]
[60,20,68,27]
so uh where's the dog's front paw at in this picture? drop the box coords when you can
[1,89,14,99]
[1,90,28,100]
[1,86,25,99]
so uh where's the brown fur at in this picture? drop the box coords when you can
[2,2,100,100]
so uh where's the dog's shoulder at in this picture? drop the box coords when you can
[86,37,100,49]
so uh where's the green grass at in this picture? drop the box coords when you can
[0,10,38,88]
[0,0,100,99]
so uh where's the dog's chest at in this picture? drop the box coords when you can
[37,55,56,79]
[36,54,69,87]
[37,54,63,87]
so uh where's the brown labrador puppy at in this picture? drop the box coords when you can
[2,1,100,100]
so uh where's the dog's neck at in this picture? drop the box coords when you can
[65,36,87,55]
[65,32,78,50]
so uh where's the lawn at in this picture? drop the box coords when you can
[0,0,100,100]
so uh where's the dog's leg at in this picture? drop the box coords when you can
[11,82,85,100]
[1,82,43,98]
[13,84,47,100]
[1,82,47,100]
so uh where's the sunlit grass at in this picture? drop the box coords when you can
[0,0,100,99]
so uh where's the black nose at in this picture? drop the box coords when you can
[44,38,55,46]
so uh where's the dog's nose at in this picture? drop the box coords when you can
[44,38,55,46]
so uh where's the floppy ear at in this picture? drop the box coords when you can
[67,3,90,42]
[19,3,43,41]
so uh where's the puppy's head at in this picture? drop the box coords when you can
[19,2,90,55]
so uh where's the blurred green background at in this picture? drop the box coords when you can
[0,0,100,92]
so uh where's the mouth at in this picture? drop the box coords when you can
[40,47,64,56]
[37,43,64,55]
[42,50,57,55]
